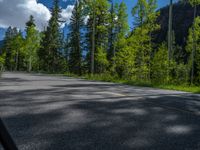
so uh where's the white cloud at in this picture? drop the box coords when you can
[60,5,74,27]
[0,0,51,30]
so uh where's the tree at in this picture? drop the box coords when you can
[131,0,159,81]
[85,0,110,74]
[107,0,116,62]
[12,31,24,71]
[25,15,41,72]
[186,16,200,84]
[114,37,136,79]
[68,0,84,75]
[2,27,24,71]
[84,0,96,74]
[114,2,129,58]
[0,48,5,72]
[180,0,200,84]
[168,0,173,61]
[39,0,64,72]
[151,43,168,84]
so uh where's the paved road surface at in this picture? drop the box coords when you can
[0,72,200,150]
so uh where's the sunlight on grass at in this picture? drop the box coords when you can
[63,73,200,94]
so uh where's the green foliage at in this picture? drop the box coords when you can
[2,0,200,89]
[186,16,200,83]
[0,52,5,73]
[114,37,136,79]
[25,15,41,72]
[151,43,168,84]
[95,47,109,73]
[172,62,189,85]
[2,27,25,71]
[38,0,65,73]
[68,0,84,75]
[85,0,110,73]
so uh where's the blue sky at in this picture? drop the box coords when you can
[0,0,176,40]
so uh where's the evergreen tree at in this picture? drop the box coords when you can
[39,0,64,72]
[68,0,84,75]
[114,2,129,62]
[131,0,159,81]
[107,0,116,62]
[85,0,110,74]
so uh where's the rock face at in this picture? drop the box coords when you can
[155,2,200,46]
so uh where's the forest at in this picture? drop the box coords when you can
[0,0,200,89]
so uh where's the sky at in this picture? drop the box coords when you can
[0,0,176,40]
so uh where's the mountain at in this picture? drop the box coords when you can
[155,2,200,47]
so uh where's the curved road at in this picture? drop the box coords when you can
[0,72,200,150]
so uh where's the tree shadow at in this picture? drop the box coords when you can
[0,74,200,150]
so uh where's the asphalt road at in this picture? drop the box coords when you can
[0,72,200,150]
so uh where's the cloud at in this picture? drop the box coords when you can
[60,5,74,27]
[0,0,51,30]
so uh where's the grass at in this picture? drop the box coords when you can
[155,84,200,94]
[63,73,200,94]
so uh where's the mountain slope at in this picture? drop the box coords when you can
[155,2,200,46]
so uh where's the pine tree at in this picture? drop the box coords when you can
[113,1,129,62]
[85,0,110,74]
[39,0,64,72]
[131,0,159,81]
[68,0,84,75]
[107,0,116,62]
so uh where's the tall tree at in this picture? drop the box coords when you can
[107,0,116,62]
[186,16,200,84]
[68,0,84,75]
[168,0,173,61]
[131,0,159,81]
[85,0,110,74]
[114,2,129,59]
[25,15,41,72]
[179,0,200,84]
[39,0,64,72]
[2,27,23,71]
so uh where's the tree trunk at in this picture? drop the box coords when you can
[91,7,95,74]
[15,50,19,71]
[191,4,197,85]
[28,56,32,72]
[168,0,173,61]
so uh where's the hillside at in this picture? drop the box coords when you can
[155,2,200,46]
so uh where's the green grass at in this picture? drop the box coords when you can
[155,84,200,94]
[63,73,200,94]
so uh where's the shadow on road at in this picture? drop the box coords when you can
[0,75,200,150]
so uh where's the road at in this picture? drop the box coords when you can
[0,72,200,150]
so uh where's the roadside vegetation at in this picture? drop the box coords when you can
[0,0,200,93]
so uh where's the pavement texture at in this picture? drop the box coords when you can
[0,72,200,150]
